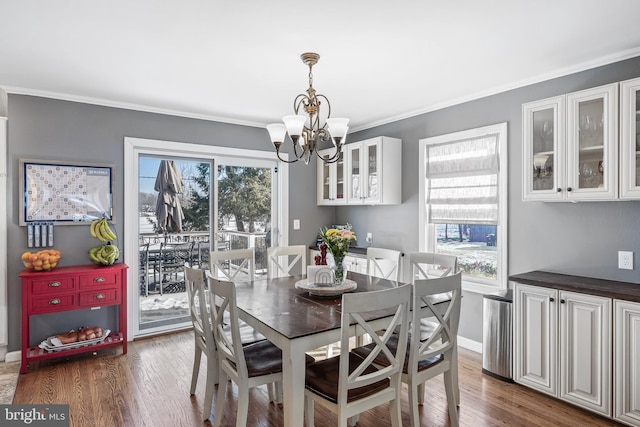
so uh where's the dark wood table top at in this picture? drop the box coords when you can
[509,270,640,303]
[234,271,403,340]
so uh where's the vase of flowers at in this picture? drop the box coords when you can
[319,226,357,285]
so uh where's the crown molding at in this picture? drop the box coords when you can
[3,46,640,133]
[351,46,640,132]
[0,86,266,129]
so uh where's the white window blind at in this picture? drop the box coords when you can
[426,133,499,225]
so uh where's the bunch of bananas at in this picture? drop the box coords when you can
[90,217,117,242]
[89,244,120,266]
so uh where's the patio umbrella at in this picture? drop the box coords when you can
[154,160,184,234]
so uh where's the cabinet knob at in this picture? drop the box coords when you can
[93,277,105,283]
[567,187,572,192]
[48,281,61,287]
[560,299,566,304]
[94,294,105,299]
[49,298,61,305]
[549,297,555,302]
[556,188,562,192]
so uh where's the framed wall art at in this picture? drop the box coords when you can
[19,159,115,225]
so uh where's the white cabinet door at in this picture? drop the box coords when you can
[620,77,640,199]
[559,291,611,416]
[346,136,401,205]
[522,83,619,202]
[513,283,558,396]
[566,83,618,201]
[522,96,565,201]
[317,147,346,205]
[614,299,640,425]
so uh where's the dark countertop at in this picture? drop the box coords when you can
[509,270,640,303]
[309,245,368,256]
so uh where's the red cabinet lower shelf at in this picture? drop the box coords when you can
[19,263,128,373]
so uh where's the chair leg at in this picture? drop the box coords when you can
[267,382,275,402]
[275,381,283,404]
[203,351,218,421]
[452,346,460,405]
[417,382,425,405]
[236,384,249,427]
[347,414,359,426]
[190,346,201,395]
[389,395,402,427]
[213,368,227,427]
[444,370,460,427]
[305,396,314,427]
[408,382,421,427]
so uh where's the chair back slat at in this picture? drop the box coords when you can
[267,245,307,278]
[209,248,255,282]
[339,284,411,402]
[366,247,402,282]
[184,265,213,350]
[410,273,462,370]
[207,276,247,379]
[409,251,458,282]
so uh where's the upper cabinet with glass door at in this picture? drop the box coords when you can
[345,136,402,205]
[620,77,640,199]
[522,83,618,202]
[522,95,565,201]
[317,146,346,205]
[566,83,618,201]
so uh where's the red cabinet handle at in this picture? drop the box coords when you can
[49,298,61,305]
[94,294,105,299]
[93,277,105,283]
[48,281,61,287]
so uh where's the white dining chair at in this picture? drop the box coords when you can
[304,284,412,427]
[354,272,462,427]
[408,251,458,281]
[184,264,218,421]
[366,247,402,282]
[209,248,255,282]
[209,277,314,427]
[266,245,307,278]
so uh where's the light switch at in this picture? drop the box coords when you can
[293,219,300,230]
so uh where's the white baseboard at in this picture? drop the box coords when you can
[457,335,482,353]
[4,350,20,363]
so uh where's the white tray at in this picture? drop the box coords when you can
[295,279,357,297]
[39,329,111,352]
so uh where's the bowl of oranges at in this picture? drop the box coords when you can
[21,249,62,272]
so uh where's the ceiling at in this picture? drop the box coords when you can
[2,1,640,132]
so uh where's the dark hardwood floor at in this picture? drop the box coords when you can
[13,331,620,426]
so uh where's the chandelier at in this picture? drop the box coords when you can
[266,52,349,165]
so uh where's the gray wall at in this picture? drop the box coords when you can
[5,95,333,351]
[338,55,640,342]
[6,55,640,351]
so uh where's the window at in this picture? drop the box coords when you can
[419,123,507,293]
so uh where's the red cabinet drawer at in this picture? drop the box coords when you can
[30,277,75,294]
[31,294,76,313]
[79,271,118,289]
[79,288,120,307]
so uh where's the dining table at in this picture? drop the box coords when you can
[232,270,454,427]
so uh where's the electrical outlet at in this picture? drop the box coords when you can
[293,219,300,230]
[618,251,634,270]
[366,232,373,244]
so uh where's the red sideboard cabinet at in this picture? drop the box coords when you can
[19,263,128,373]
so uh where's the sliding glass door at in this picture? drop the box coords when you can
[125,137,285,338]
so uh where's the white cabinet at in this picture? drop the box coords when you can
[513,284,558,395]
[514,283,611,416]
[614,299,640,426]
[317,147,346,205]
[345,136,401,205]
[522,83,619,201]
[619,77,640,199]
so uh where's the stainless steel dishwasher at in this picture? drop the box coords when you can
[482,289,513,382]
